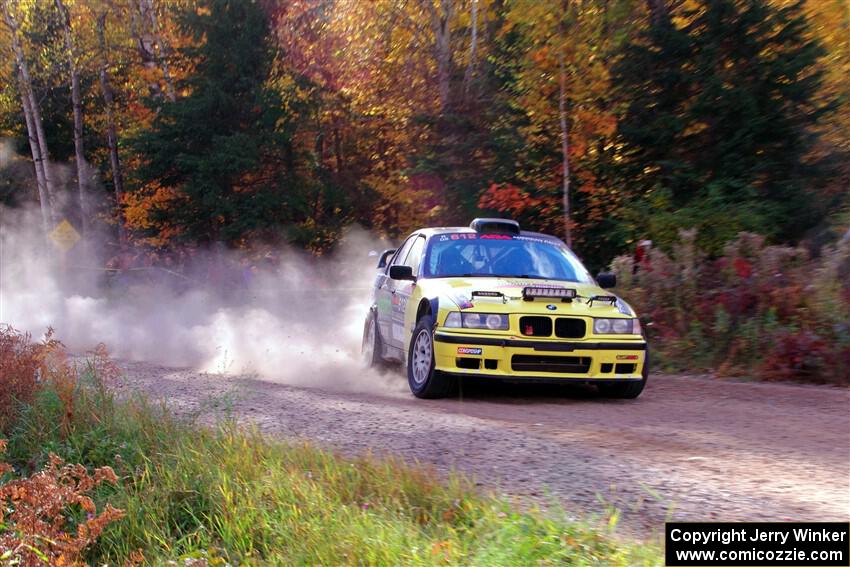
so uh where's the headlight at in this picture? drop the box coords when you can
[445,312,462,327]
[593,317,641,335]
[444,312,508,330]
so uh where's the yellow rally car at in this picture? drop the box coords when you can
[362,219,648,399]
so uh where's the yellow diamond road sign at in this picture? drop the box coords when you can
[49,219,81,253]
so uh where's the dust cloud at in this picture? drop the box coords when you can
[0,205,405,395]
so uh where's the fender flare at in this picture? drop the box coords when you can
[415,296,440,324]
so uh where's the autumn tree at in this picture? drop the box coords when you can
[0,0,844,267]
[774,0,850,238]
[55,0,89,238]
[478,0,638,265]
[96,9,126,241]
[613,0,835,252]
[126,0,304,246]
[2,0,59,235]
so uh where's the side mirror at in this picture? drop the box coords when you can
[597,272,616,289]
[389,265,416,281]
[377,248,396,269]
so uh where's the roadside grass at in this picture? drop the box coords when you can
[0,328,661,565]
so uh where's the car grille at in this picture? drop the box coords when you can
[555,318,586,338]
[519,316,586,339]
[519,316,552,336]
[511,355,591,374]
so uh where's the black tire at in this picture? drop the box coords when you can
[598,379,645,399]
[407,314,455,398]
[361,311,383,368]
[598,349,649,399]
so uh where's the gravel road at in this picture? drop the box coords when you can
[119,362,850,536]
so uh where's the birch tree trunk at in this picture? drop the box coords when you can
[3,0,58,228]
[129,5,160,99]
[462,0,478,100]
[28,91,59,226]
[17,70,52,237]
[56,0,88,238]
[143,0,175,101]
[97,11,127,242]
[558,2,572,248]
[332,117,343,173]
[135,0,175,101]
[425,0,453,113]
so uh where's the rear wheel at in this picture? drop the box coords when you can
[407,315,455,398]
[362,312,383,368]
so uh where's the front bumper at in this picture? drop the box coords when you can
[433,331,647,381]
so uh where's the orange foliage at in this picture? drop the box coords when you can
[0,442,125,567]
[0,327,129,565]
[478,183,542,215]
[0,326,64,431]
[121,185,185,248]
[478,182,563,234]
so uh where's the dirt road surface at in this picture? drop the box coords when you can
[119,363,850,536]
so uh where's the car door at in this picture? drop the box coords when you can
[389,235,426,352]
[376,235,416,353]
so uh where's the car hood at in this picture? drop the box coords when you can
[419,277,634,317]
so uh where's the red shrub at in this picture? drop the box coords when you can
[757,330,833,383]
[0,440,125,566]
[612,232,850,383]
[0,326,62,431]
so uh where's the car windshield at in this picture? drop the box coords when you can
[422,233,593,283]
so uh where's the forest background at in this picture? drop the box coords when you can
[1,0,848,380]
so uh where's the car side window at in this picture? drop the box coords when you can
[389,236,416,270]
[403,236,426,275]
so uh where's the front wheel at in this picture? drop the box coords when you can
[407,315,455,398]
[597,379,646,399]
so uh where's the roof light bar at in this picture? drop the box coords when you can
[522,286,577,301]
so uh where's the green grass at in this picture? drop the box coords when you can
[2,364,661,566]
